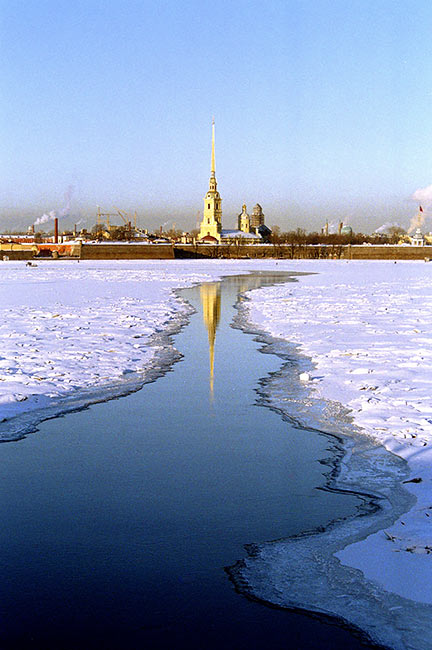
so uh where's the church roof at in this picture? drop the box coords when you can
[199,235,219,244]
[258,224,272,236]
[221,229,261,240]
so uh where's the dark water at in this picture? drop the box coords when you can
[0,273,376,649]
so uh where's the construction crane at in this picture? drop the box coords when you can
[115,208,138,230]
[97,206,117,230]
[114,207,135,238]
[96,206,140,238]
[114,207,129,225]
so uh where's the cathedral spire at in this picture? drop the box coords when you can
[211,118,215,175]
[198,119,222,241]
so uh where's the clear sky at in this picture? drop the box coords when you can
[1,0,432,233]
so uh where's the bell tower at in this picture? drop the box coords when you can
[238,204,250,233]
[199,120,222,240]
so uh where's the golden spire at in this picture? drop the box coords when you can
[211,118,215,175]
[200,281,221,401]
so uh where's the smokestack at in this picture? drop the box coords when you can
[338,222,343,235]
[31,224,35,235]
[54,218,59,244]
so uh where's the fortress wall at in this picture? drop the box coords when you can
[80,244,174,259]
[175,243,432,260]
[0,244,36,260]
[1,242,430,262]
[342,245,432,260]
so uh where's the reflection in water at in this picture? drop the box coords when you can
[199,273,295,401]
[199,273,292,401]
[0,270,367,650]
[200,281,221,399]
[215,273,291,294]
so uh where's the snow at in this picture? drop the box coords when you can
[238,259,432,649]
[0,258,288,440]
[0,259,250,439]
[3,257,432,646]
[220,229,261,239]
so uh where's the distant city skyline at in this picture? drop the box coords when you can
[2,0,432,234]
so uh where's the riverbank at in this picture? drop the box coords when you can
[232,259,432,649]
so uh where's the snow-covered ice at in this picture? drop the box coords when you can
[236,258,432,649]
[4,257,432,647]
[0,259,255,440]
[0,258,294,440]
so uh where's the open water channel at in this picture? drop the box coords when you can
[0,272,382,649]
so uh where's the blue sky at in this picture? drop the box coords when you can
[1,0,432,233]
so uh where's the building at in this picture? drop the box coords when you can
[237,204,250,233]
[250,204,265,231]
[198,122,269,243]
[236,203,266,235]
[236,203,271,240]
[411,228,425,247]
[198,120,222,242]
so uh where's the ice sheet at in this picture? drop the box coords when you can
[234,259,432,649]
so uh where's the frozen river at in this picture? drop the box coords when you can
[0,272,381,649]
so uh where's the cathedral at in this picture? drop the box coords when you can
[237,203,266,235]
[198,120,222,241]
[198,122,270,243]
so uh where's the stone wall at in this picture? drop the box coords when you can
[80,243,174,259]
[175,243,432,261]
[342,245,432,260]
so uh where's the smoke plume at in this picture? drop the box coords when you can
[409,184,432,233]
[34,185,74,227]
[408,210,425,234]
[374,222,404,234]
[326,221,339,234]
[412,184,432,205]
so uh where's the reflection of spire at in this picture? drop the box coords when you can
[200,281,221,400]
